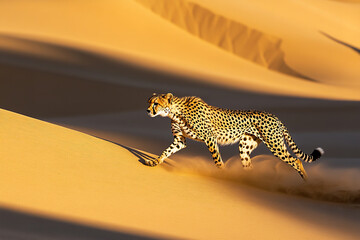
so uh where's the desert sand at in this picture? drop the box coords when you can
[0,0,359,239]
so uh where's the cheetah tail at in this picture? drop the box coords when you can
[283,127,324,163]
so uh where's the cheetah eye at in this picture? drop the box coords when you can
[154,103,159,106]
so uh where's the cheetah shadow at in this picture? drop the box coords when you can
[118,143,155,165]
[95,136,174,168]
[119,143,176,169]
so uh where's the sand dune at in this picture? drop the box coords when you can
[1,1,360,99]
[136,0,306,79]
[0,0,359,239]
[1,109,360,240]
[136,0,360,86]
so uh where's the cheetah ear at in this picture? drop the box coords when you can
[165,93,173,104]
[148,93,157,103]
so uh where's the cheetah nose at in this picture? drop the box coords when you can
[147,109,151,113]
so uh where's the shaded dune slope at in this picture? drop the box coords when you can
[0,34,207,118]
[0,36,150,118]
[135,0,308,79]
[0,207,160,240]
[1,33,359,101]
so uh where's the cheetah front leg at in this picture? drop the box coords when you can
[146,135,186,166]
[205,138,224,168]
[146,122,186,167]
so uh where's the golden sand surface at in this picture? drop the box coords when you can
[1,109,359,239]
[0,0,359,239]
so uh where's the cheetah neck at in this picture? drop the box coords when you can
[167,96,183,121]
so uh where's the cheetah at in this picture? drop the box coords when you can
[146,93,324,180]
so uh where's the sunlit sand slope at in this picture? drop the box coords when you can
[135,0,306,79]
[185,0,360,85]
[0,109,359,239]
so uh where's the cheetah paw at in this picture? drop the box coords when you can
[243,164,253,171]
[145,159,160,167]
[216,162,225,169]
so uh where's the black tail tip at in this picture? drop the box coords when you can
[311,147,324,161]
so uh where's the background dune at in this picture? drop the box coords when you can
[0,0,359,99]
[0,0,359,239]
[136,0,307,79]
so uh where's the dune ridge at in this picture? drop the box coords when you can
[135,0,307,79]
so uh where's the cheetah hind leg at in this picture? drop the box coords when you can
[263,137,308,180]
[239,134,261,170]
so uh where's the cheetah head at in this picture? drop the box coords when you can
[147,93,173,117]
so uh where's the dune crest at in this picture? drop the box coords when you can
[135,0,307,79]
